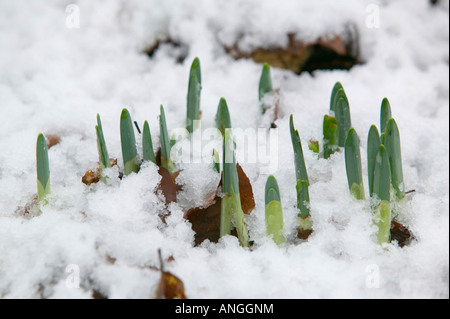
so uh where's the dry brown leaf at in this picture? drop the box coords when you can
[297,228,313,240]
[82,158,118,185]
[155,271,187,299]
[46,135,61,149]
[158,166,178,205]
[236,163,255,214]
[391,221,414,248]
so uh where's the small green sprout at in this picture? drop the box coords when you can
[380,98,392,134]
[372,145,391,245]
[384,118,405,201]
[159,105,175,174]
[258,63,273,113]
[215,97,232,135]
[36,133,50,208]
[308,140,320,154]
[186,57,202,133]
[96,114,111,170]
[265,176,285,245]
[290,115,311,232]
[367,125,381,197]
[345,128,365,200]
[142,120,156,164]
[329,81,344,114]
[220,129,249,247]
[335,94,352,147]
[323,115,338,159]
[120,109,139,176]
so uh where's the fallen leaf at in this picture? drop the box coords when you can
[297,229,313,240]
[391,221,414,248]
[158,166,177,205]
[237,163,255,214]
[81,158,118,185]
[155,271,187,299]
[46,135,61,149]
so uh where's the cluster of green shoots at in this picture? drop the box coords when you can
[35,60,406,247]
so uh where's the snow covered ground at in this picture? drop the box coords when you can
[0,0,448,299]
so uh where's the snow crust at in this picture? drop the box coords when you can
[0,0,448,298]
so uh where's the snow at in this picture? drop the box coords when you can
[0,0,448,299]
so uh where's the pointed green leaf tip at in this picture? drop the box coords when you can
[384,118,405,200]
[159,105,173,173]
[345,128,365,200]
[258,63,273,108]
[323,115,338,159]
[96,114,111,169]
[335,93,352,147]
[265,175,281,205]
[367,125,381,197]
[265,175,285,245]
[215,97,232,135]
[120,108,139,176]
[186,57,202,133]
[37,133,50,203]
[380,98,392,134]
[373,145,391,202]
[142,120,155,164]
[289,115,309,183]
[330,81,344,113]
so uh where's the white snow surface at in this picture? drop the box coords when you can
[0,0,448,299]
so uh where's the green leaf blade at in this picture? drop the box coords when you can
[330,81,344,113]
[323,115,338,159]
[120,108,139,176]
[215,97,232,135]
[186,57,202,133]
[36,133,50,203]
[259,63,273,113]
[289,115,309,183]
[296,180,310,219]
[380,98,392,134]
[335,93,352,147]
[345,128,365,200]
[384,118,405,200]
[142,120,156,164]
[367,125,381,197]
[96,114,110,169]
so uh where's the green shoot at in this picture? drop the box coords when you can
[221,129,249,247]
[215,97,232,135]
[380,98,392,134]
[258,63,273,113]
[186,57,202,133]
[330,82,344,114]
[384,118,405,201]
[212,149,220,173]
[142,120,156,164]
[335,94,352,147]
[367,125,381,197]
[36,134,50,207]
[290,115,311,231]
[372,145,391,245]
[323,115,338,159]
[308,140,320,154]
[96,114,111,169]
[289,115,309,183]
[159,105,175,174]
[120,109,139,176]
[345,128,365,200]
[265,176,285,245]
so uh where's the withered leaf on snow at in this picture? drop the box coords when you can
[82,158,118,185]
[184,163,255,246]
